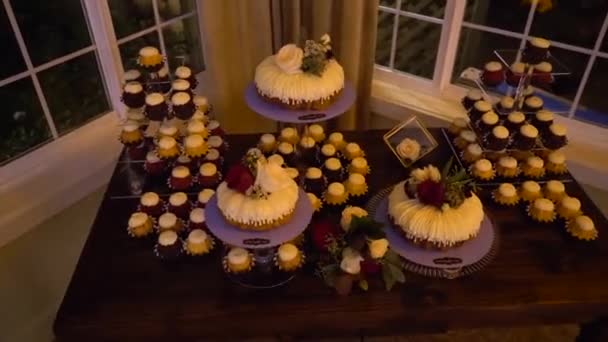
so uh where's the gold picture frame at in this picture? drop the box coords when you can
[383,116,438,168]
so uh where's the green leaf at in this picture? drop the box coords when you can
[388,263,406,284]
[358,279,369,291]
[383,249,402,266]
[441,157,454,180]
[382,263,396,291]
[349,216,385,240]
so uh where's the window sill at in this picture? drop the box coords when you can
[370,78,608,191]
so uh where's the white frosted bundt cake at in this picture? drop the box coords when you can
[387,165,484,249]
[254,34,344,109]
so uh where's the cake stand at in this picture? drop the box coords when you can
[366,186,499,279]
[205,188,314,288]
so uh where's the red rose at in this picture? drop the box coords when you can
[416,180,445,207]
[311,219,341,252]
[225,163,254,193]
[360,258,381,276]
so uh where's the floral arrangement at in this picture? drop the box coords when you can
[406,158,477,209]
[312,207,405,296]
[275,34,334,76]
[224,148,268,198]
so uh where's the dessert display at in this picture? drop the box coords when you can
[496,156,519,178]
[454,130,477,150]
[285,167,300,183]
[485,125,509,151]
[513,124,539,151]
[267,154,285,166]
[492,183,519,206]
[505,111,525,131]
[148,66,171,94]
[127,212,154,238]
[223,247,254,273]
[299,136,317,163]
[154,230,184,261]
[304,167,326,196]
[197,162,221,188]
[470,100,492,122]
[523,37,551,64]
[343,142,364,160]
[566,215,598,241]
[532,109,554,132]
[497,96,515,114]
[196,189,215,208]
[523,96,543,113]
[254,34,344,109]
[532,62,553,85]
[167,192,191,220]
[174,155,194,170]
[557,196,582,220]
[320,143,338,162]
[124,69,144,84]
[478,111,499,132]
[158,122,179,140]
[188,208,208,230]
[527,198,556,223]
[542,123,568,149]
[277,142,295,165]
[185,229,214,256]
[506,62,526,87]
[139,192,164,217]
[275,243,304,271]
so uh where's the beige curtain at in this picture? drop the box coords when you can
[278,0,379,130]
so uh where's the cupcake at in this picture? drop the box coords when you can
[138,46,164,72]
[454,130,477,150]
[566,215,598,241]
[285,167,300,183]
[158,212,184,233]
[544,180,566,202]
[522,156,545,179]
[340,206,369,231]
[307,124,325,143]
[185,229,214,256]
[299,136,317,163]
[183,135,208,159]
[119,122,143,145]
[154,230,184,261]
[523,96,543,113]
[144,151,167,176]
[542,123,568,150]
[481,61,505,87]
[158,122,179,140]
[277,142,295,165]
[527,198,556,223]
[147,65,171,94]
[127,212,154,238]
[324,157,344,183]
[327,132,347,152]
[188,207,207,230]
[496,156,519,178]
[506,62,526,87]
[323,182,349,210]
[349,157,370,176]
[471,158,495,181]
[557,196,582,220]
[144,93,168,121]
[492,183,520,206]
[193,95,210,114]
[505,111,526,132]
[520,181,542,203]
[171,79,192,96]
[174,154,194,171]
[258,133,277,155]
[307,192,323,213]
[344,173,368,205]
[206,120,224,136]
[343,142,364,161]
[532,62,553,86]
[224,247,254,273]
[156,137,180,159]
[122,82,146,109]
[532,109,554,133]
[478,111,499,132]
[207,135,226,154]
[203,148,222,168]
[171,92,195,120]
[169,166,193,190]
[175,65,198,89]
[196,189,215,208]
[462,143,483,163]
[497,96,515,114]
[485,126,510,151]
[470,100,492,122]
[139,192,164,217]
[448,117,469,135]
[320,143,338,162]
[280,127,299,145]
[267,154,285,166]
[524,37,551,64]
[275,243,304,271]
[191,110,208,124]
[304,167,326,196]
[124,69,144,84]
[186,120,209,139]
[198,162,221,188]
[546,150,567,175]
[513,124,539,150]
[167,193,191,220]
[462,89,482,111]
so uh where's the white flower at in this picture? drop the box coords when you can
[396,138,421,161]
[409,165,442,183]
[368,238,389,259]
[340,248,363,275]
[275,44,303,74]
[254,160,292,193]
[340,206,368,231]
[428,166,441,182]
[320,33,331,45]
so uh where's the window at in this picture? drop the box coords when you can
[376,0,608,126]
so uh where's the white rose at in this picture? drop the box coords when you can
[320,33,331,45]
[340,206,368,231]
[427,166,441,182]
[275,44,304,74]
[368,238,389,259]
[340,248,363,275]
[410,168,427,183]
[396,138,421,161]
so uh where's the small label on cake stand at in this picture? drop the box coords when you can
[433,257,464,265]
[298,113,327,121]
[243,238,271,246]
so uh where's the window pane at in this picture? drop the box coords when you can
[10,0,91,66]
[464,0,529,32]
[108,0,155,39]
[163,16,204,72]
[0,5,25,79]
[0,78,52,164]
[375,10,394,67]
[452,28,520,84]
[380,0,396,8]
[119,33,161,71]
[158,0,195,21]
[545,48,588,107]
[578,57,608,125]
[38,52,110,135]
[530,2,608,50]
[401,0,446,19]
[394,17,441,79]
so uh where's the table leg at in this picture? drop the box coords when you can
[578,318,608,342]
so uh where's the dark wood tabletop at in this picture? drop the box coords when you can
[54,129,608,341]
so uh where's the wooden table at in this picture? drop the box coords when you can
[54,130,608,341]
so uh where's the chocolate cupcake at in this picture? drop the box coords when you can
[144,151,167,176]
[277,142,295,165]
[478,111,500,132]
[189,207,207,231]
[207,135,226,154]
[139,192,164,217]
[206,120,224,136]
[532,62,553,86]
[154,230,184,261]
[320,143,338,163]
[147,65,171,94]
[327,132,347,152]
[542,123,568,150]
[344,173,369,206]
[122,82,146,109]
[470,100,492,122]
[167,192,191,219]
[193,95,210,114]
[324,157,343,183]
[523,96,543,113]
[144,93,168,121]
[175,65,198,89]
[462,89,482,111]
[485,125,510,151]
[198,162,221,188]
[505,111,526,132]
[197,189,215,208]
[203,148,222,168]
[174,154,195,171]
[304,167,326,196]
[299,136,317,164]
[506,62,526,87]
[171,92,196,120]
[124,69,144,84]
[171,79,192,97]
[481,61,505,87]
[524,37,550,64]
[169,166,193,191]
[532,109,554,133]
[307,124,325,143]
[497,96,515,114]
[514,124,539,150]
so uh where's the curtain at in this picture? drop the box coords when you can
[277,0,379,130]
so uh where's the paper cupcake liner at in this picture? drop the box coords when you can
[526,204,556,223]
[522,167,546,179]
[126,216,157,238]
[491,190,520,206]
[274,250,305,272]
[222,251,256,274]
[322,191,350,206]
[156,143,184,160]
[348,164,371,176]
[468,165,496,181]
[546,163,568,175]
[183,234,216,256]
[557,208,582,220]
[565,220,598,241]
[196,171,223,189]
[153,238,185,261]
[496,165,521,178]
[117,134,144,146]
[166,176,195,192]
